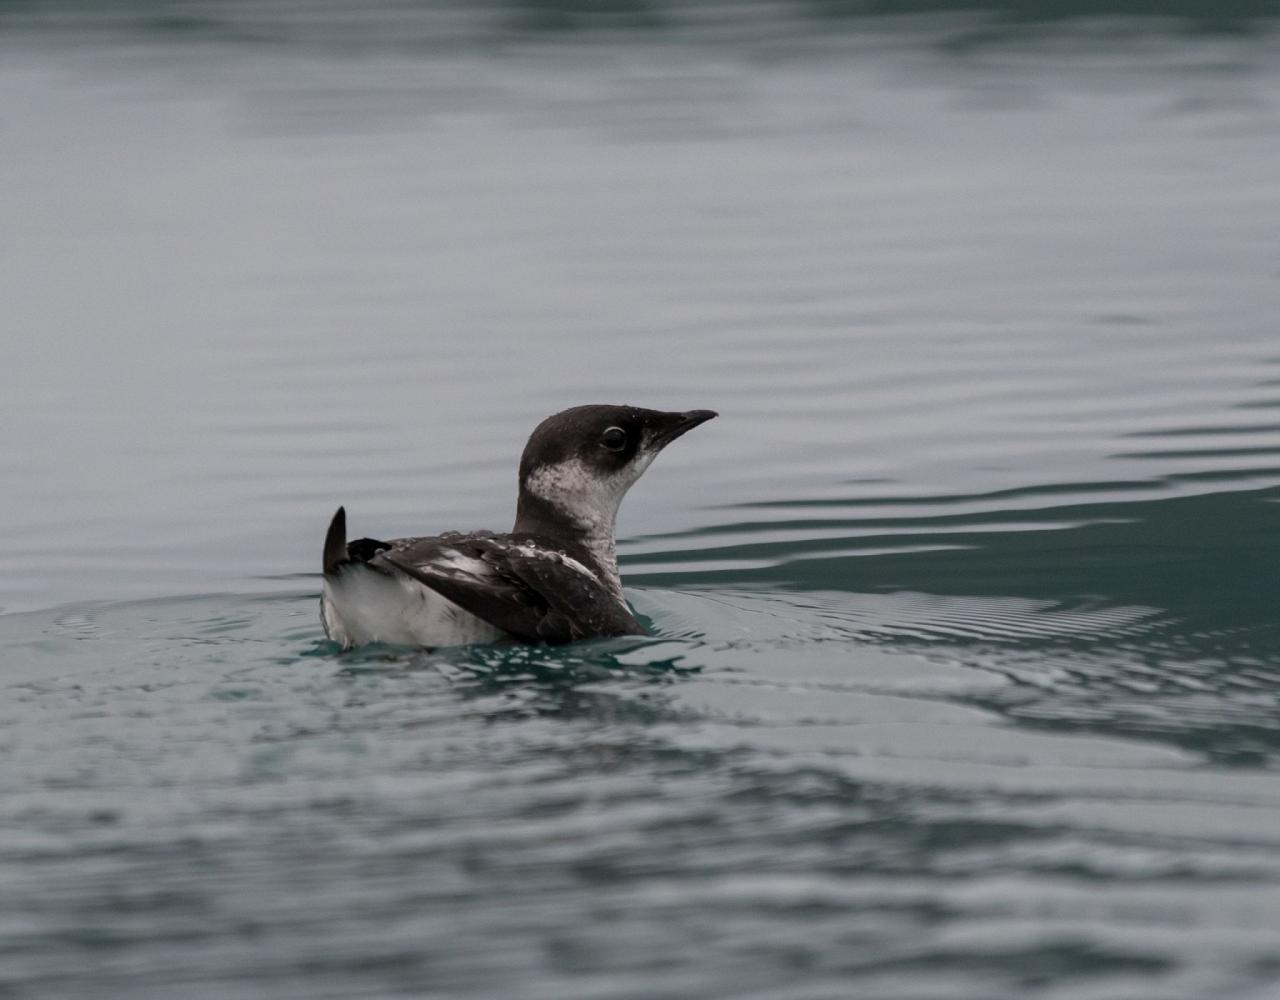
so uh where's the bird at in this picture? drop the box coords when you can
[320,404,717,649]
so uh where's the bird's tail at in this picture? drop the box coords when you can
[323,506,347,575]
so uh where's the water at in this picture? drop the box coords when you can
[3,4,1280,997]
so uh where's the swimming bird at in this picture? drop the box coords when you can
[320,404,717,649]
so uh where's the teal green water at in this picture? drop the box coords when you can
[2,5,1280,998]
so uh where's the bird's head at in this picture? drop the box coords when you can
[514,404,717,539]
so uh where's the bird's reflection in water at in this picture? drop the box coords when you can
[331,634,701,726]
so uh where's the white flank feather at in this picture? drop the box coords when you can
[322,564,504,649]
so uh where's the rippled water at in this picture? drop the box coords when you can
[3,5,1280,998]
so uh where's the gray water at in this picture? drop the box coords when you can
[3,4,1280,998]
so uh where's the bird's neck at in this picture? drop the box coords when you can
[513,491,623,600]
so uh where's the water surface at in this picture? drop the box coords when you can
[2,5,1279,998]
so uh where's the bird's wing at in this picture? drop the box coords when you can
[374,533,645,644]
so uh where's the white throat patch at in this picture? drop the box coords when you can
[524,455,649,531]
[522,453,655,598]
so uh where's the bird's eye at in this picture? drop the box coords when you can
[601,426,628,451]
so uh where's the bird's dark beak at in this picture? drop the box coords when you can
[650,409,718,450]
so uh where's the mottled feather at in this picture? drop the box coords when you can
[378,533,643,644]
